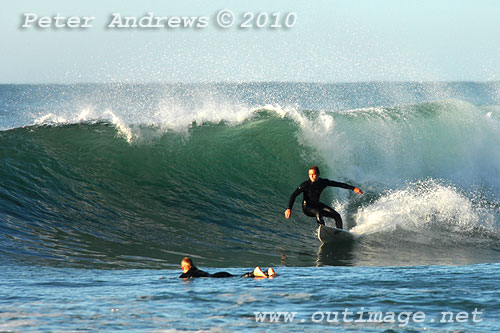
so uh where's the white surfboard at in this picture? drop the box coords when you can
[317,224,355,244]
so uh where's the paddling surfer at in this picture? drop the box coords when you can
[179,257,278,279]
[284,166,363,229]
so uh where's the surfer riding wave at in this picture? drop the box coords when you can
[284,166,363,229]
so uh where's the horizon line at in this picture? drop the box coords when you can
[1,80,499,85]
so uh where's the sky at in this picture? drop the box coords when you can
[1,0,499,83]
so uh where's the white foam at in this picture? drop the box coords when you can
[350,179,497,238]
[33,107,136,143]
[34,113,69,125]
[102,110,135,143]
[295,101,500,196]
[153,98,256,133]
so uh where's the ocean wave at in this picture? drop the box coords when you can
[1,89,499,267]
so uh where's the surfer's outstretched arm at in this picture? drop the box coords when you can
[327,180,363,194]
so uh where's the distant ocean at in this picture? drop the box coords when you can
[1,82,499,331]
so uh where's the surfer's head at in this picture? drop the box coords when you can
[308,166,320,182]
[181,257,193,273]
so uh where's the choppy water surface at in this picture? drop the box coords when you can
[2,261,498,331]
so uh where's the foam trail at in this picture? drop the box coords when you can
[351,179,498,245]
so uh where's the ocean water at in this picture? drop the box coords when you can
[1,82,499,331]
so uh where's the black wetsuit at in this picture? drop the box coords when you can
[288,177,355,228]
[179,266,235,278]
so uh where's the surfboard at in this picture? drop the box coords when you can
[317,224,355,244]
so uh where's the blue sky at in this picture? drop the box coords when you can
[1,0,499,83]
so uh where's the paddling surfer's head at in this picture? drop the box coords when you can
[181,257,193,273]
[308,166,320,182]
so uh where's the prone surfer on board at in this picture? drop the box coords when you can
[284,166,363,229]
[179,257,278,279]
